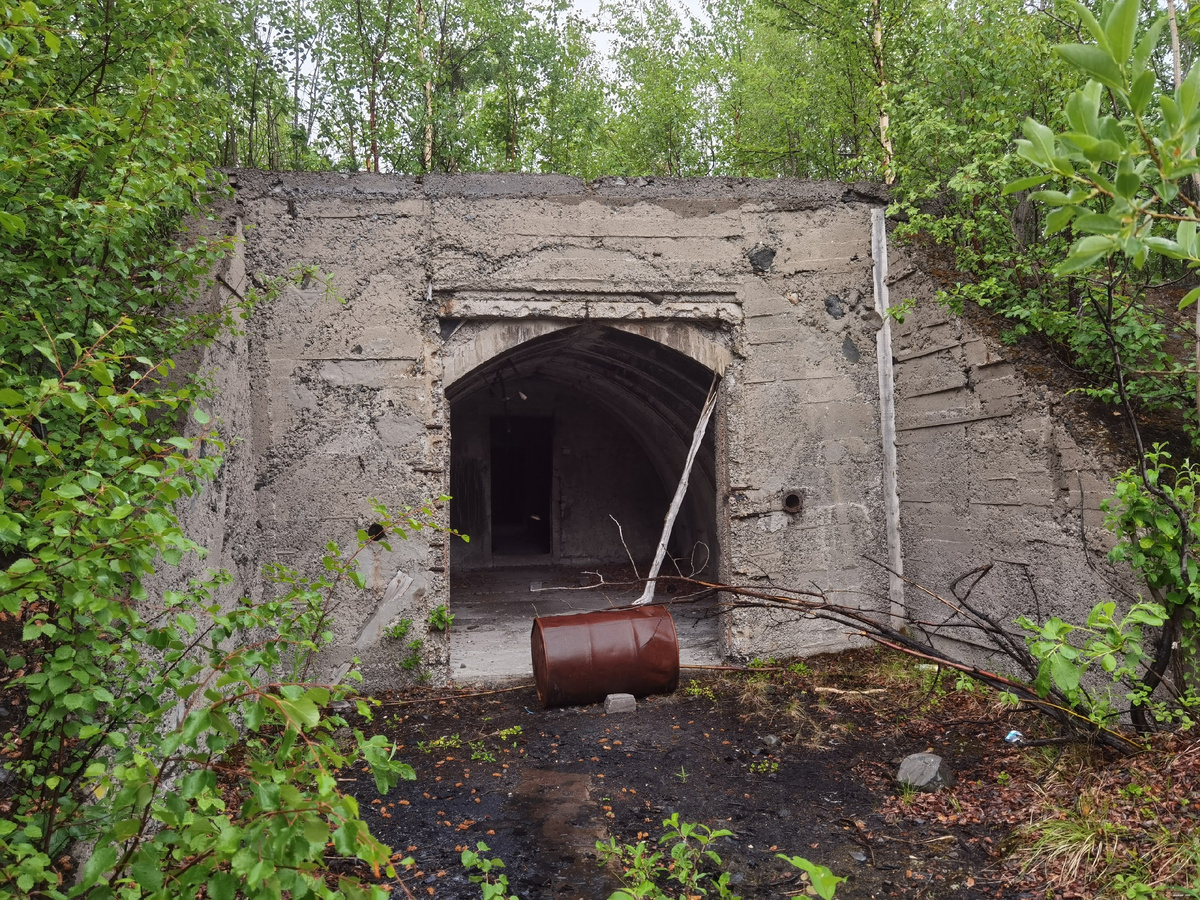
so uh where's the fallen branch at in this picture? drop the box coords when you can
[628,574,1144,755]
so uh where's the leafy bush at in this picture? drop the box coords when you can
[0,1,460,894]
[598,814,739,900]
[428,604,455,632]
[385,618,414,640]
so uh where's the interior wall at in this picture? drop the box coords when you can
[450,377,681,569]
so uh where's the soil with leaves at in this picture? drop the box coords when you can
[326,649,1200,899]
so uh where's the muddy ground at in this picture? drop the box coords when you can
[338,650,1047,899]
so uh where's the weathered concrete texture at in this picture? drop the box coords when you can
[199,171,1126,689]
[886,262,1132,664]
[604,694,637,714]
[216,172,894,685]
[147,217,262,615]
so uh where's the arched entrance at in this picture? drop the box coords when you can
[445,324,725,679]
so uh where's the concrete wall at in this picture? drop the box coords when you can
[147,217,262,615]
[885,269,1130,662]
[198,171,1129,685]
[217,173,897,682]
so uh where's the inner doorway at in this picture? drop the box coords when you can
[445,324,726,680]
[490,417,552,557]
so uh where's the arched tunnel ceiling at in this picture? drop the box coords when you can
[446,325,719,480]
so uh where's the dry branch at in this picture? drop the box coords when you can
[635,573,1143,755]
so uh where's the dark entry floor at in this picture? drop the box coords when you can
[449,566,724,683]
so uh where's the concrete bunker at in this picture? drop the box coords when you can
[203,172,1130,688]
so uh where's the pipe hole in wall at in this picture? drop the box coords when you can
[366,522,386,542]
[783,492,803,515]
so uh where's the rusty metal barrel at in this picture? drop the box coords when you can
[530,606,680,708]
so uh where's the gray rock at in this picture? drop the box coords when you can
[842,335,861,363]
[604,693,637,714]
[747,244,776,273]
[761,734,781,749]
[896,752,955,793]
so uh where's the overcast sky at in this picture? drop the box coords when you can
[566,0,708,62]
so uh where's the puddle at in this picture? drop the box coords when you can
[503,768,618,898]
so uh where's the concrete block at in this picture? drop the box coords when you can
[604,693,637,714]
[897,753,955,792]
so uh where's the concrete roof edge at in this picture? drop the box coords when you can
[218,168,890,205]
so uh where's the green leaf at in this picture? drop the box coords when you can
[277,696,320,730]
[1179,286,1200,310]
[1072,213,1123,234]
[208,872,238,900]
[1057,234,1116,273]
[1177,219,1198,257]
[1133,17,1166,76]
[1003,175,1050,196]
[1050,651,1082,693]
[1104,0,1140,66]
[62,390,87,413]
[89,362,113,387]
[1066,80,1103,136]
[1021,119,1058,165]
[6,558,36,576]
[1071,0,1110,51]
[1064,133,1121,162]
[81,845,118,886]
[1182,64,1200,123]
[1030,189,1074,206]
[1130,69,1155,115]
[1055,45,1125,92]
[1144,236,1187,259]
[1045,206,1076,235]
[776,856,846,900]
[0,210,25,237]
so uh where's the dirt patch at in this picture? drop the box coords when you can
[340,651,1044,899]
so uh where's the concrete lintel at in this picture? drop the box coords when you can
[441,320,734,386]
[437,294,743,325]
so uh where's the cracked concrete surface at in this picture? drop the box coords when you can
[168,172,1131,689]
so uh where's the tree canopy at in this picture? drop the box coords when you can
[7,0,1200,896]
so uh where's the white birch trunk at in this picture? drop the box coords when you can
[633,381,719,607]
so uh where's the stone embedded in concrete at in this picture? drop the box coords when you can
[747,244,776,273]
[896,753,955,793]
[604,693,637,714]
